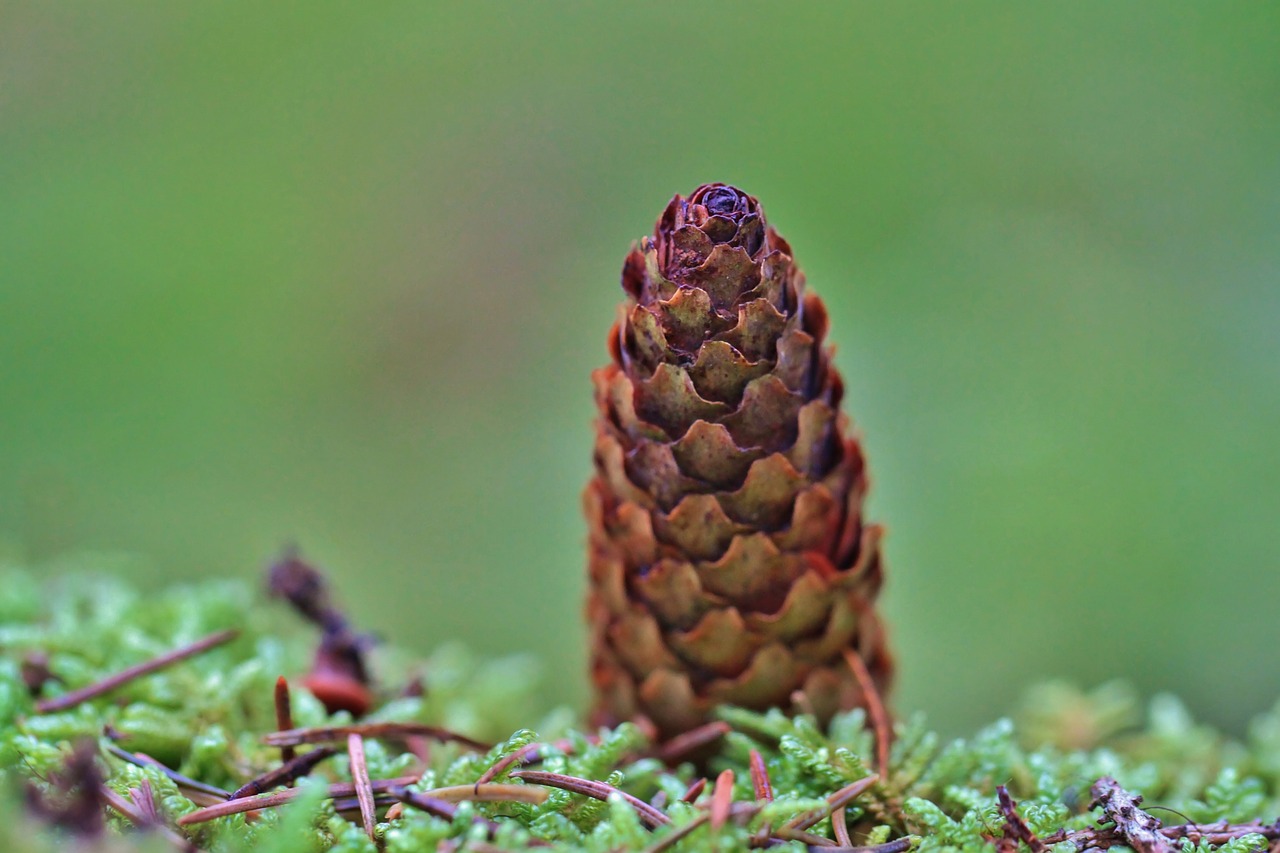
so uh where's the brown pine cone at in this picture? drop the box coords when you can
[585,183,892,739]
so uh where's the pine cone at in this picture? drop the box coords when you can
[586,183,892,739]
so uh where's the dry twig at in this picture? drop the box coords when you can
[35,629,238,714]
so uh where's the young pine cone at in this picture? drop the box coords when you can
[586,184,892,739]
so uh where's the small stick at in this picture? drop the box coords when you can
[681,777,707,803]
[230,747,337,799]
[783,775,878,832]
[513,770,671,829]
[130,778,159,825]
[263,721,489,752]
[474,741,551,786]
[418,784,549,806]
[843,649,891,779]
[820,840,915,853]
[1088,777,1174,853]
[653,721,730,764]
[274,677,296,763]
[103,744,231,802]
[388,787,553,849]
[769,824,838,846]
[347,734,377,843]
[832,806,853,847]
[177,775,418,825]
[100,784,204,852]
[748,750,773,802]
[710,769,735,831]
[997,785,1048,853]
[36,629,238,714]
[643,813,710,853]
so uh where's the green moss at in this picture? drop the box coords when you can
[2,566,1278,852]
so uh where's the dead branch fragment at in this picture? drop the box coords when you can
[262,721,489,752]
[512,770,671,829]
[749,750,774,802]
[35,629,238,714]
[652,721,731,764]
[784,775,879,833]
[103,743,231,802]
[1088,776,1174,853]
[177,775,418,825]
[273,676,296,763]
[996,785,1048,853]
[843,648,892,778]
[347,734,377,842]
[230,747,337,799]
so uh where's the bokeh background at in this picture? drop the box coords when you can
[2,3,1278,736]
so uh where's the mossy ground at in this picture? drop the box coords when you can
[2,565,1279,852]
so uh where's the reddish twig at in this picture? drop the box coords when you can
[273,677,296,763]
[473,732,591,783]
[100,784,204,852]
[843,648,892,778]
[653,721,731,764]
[230,747,337,799]
[262,721,489,752]
[822,840,915,853]
[643,813,710,853]
[748,750,774,802]
[35,629,238,714]
[681,777,707,803]
[996,785,1048,853]
[710,769,735,831]
[783,775,879,833]
[347,734,377,843]
[103,743,231,803]
[416,784,548,805]
[388,786,552,848]
[832,805,853,847]
[177,775,418,825]
[512,770,670,829]
[129,778,159,826]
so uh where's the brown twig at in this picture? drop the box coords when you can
[1044,820,1280,850]
[996,785,1048,853]
[347,734,377,843]
[1088,776,1174,853]
[417,784,549,806]
[749,750,774,802]
[770,824,838,846]
[512,770,671,829]
[843,649,892,779]
[100,784,204,852]
[35,629,238,714]
[177,775,418,825]
[681,777,707,803]
[832,806,853,847]
[643,813,710,853]
[274,677,296,763]
[710,769,735,831]
[473,732,586,783]
[784,775,879,833]
[820,840,916,853]
[653,721,731,764]
[262,721,489,752]
[129,778,160,826]
[230,747,337,799]
[388,786,552,848]
[103,744,231,804]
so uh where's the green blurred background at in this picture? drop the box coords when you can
[2,3,1278,736]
